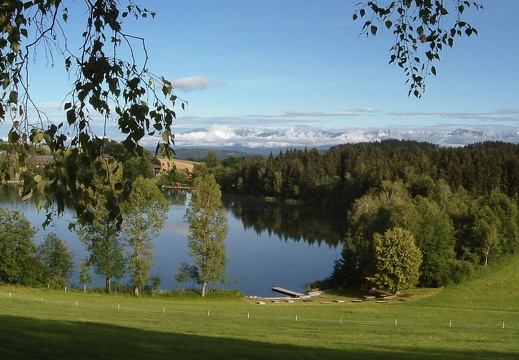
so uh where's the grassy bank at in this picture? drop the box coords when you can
[1,258,519,359]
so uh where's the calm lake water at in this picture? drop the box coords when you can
[0,188,344,297]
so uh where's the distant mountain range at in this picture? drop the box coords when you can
[168,126,519,159]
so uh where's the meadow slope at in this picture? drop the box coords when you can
[0,257,518,359]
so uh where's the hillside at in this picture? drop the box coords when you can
[172,159,195,172]
[1,256,518,359]
[416,255,519,312]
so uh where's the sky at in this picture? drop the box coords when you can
[4,0,519,148]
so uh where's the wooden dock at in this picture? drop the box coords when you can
[161,184,192,191]
[271,286,306,298]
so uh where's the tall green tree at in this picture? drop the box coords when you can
[0,208,37,284]
[370,227,422,295]
[470,204,501,267]
[184,174,229,297]
[413,197,457,287]
[454,189,519,267]
[121,176,169,296]
[78,215,126,293]
[37,232,75,288]
[77,158,126,293]
[485,191,519,255]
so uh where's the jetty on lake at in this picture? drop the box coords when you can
[271,286,307,298]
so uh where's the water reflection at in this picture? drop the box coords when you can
[0,187,343,296]
[223,195,346,248]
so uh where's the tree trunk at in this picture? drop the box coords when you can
[106,277,111,293]
[83,284,86,293]
[134,286,139,296]
[201,282,207,297]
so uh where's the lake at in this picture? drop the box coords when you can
[0,188,344,297]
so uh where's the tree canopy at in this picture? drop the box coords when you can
[1,0,183,225]
[370,227,422,295]
[77,158,127,292]
[121,176,169,296]
[0,207,37,283]
[354,1,483,97]
[37,232,75,288]
[0,208,74,287]
[184,174,229,297]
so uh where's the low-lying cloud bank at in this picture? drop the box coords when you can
[164,125,519,150]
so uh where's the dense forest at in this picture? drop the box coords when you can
[212,140,519,205]
[202,140,519,289]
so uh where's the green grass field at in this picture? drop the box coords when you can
[1,257,519,359]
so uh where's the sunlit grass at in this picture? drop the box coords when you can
[1,257,519,359]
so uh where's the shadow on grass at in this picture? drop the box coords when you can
[0,315,515,360]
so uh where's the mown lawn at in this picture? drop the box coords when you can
[1,257,518,359]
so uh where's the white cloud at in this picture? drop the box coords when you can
[172,76,224,92]
[168,124,519,149]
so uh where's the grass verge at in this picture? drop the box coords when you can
[1,257,518,359]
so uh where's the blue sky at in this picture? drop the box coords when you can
[6,1,519,147]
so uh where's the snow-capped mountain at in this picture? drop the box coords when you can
[171,126,519,150]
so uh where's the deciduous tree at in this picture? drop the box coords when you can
[174,262,200,289]
[413,196,457,287]
[0,0,183,225]
[121,176,168,296]
[77,158,126,292]
[0,208,37,284]
[37,232,75,288]
[184,174,229,297]
[370,227,422,295]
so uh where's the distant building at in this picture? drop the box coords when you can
[156,157,175,174]
[153,164,162,176]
